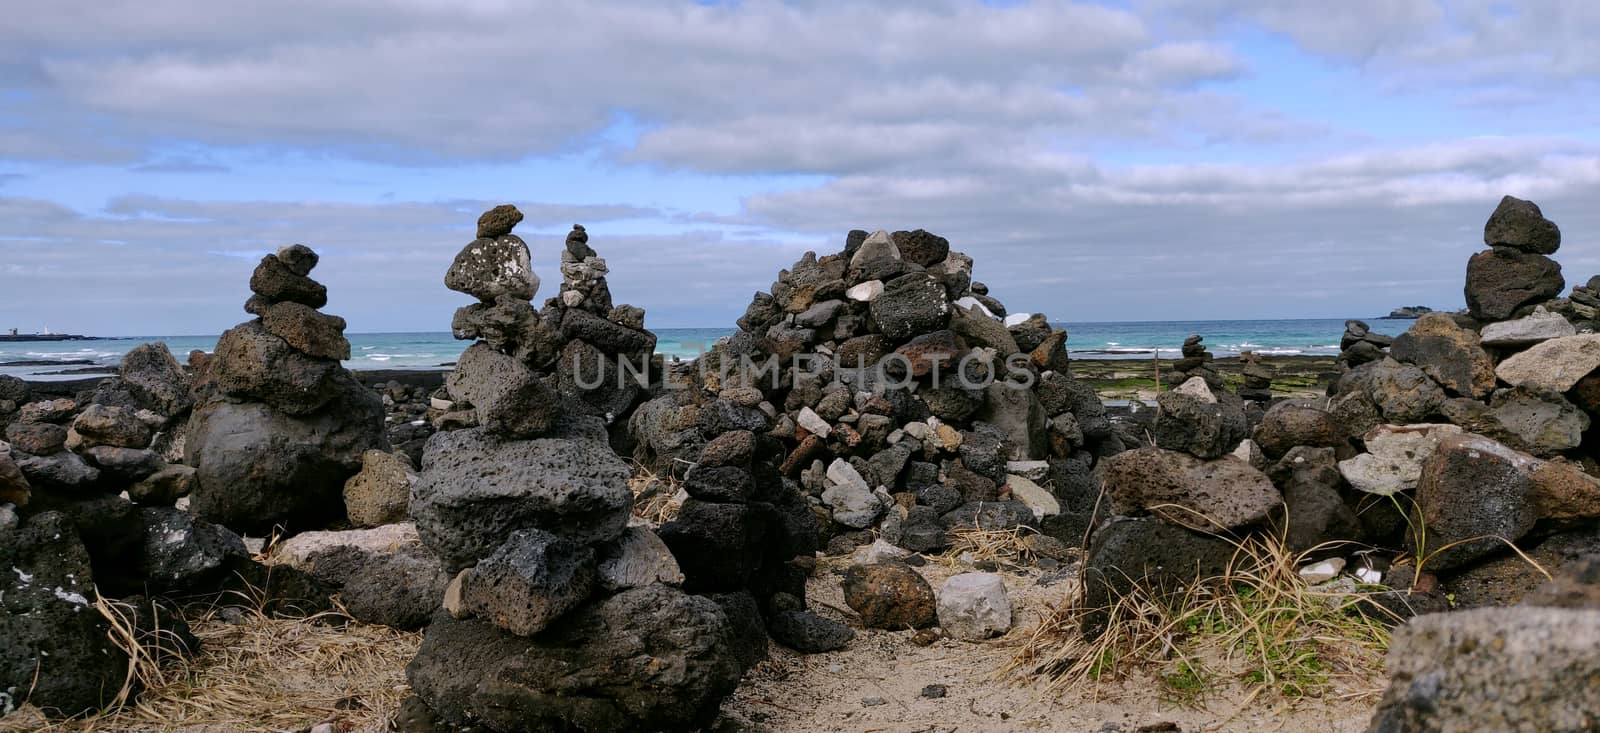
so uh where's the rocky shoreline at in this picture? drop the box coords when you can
[5,197,1600,732]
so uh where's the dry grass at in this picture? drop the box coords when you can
[630,463,685,526]
[38,592,420,733]
[935,525,1041,568]
[1005,528,1396,706]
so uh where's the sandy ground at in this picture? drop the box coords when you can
[718,559,1379,733]
[10,557,1380,733]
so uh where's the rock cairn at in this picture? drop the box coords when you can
[1167,334,1222,389]
[1237,350,1273,402]
[445,210,657,429]
[629,228,1119,637]
[401,206,741,731]
[185,245,387,533]
[1464,195,1565,322]
[3,264,378,717]
[1338,319,1392,367]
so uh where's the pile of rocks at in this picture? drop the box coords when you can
[629,228,1121,563]
[444,209,657,431]
[1237,350,1273,402]
[185,244,388,533]
[400,208,743,731]
[1338,319,1393,367]
[1081,197,1600,644]
[1166,334,1222,389]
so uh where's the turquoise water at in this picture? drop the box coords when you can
[0,318,1401,381]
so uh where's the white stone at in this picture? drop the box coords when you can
[954,296,997,319]
[1496,334,1600,392]
[850,230,901,266]
[902,421,930,440]
[1003,313,1033,327]
[1005,474,1059,519]
[1479,306,1576,347]
[937,573,1013,641]
[443,569,469,618]
[851,538,912,565]
[796,406,831,438]
[597,525,684,591]
[1354,566,1384,584]
[1338,423,1463,496]
[268,522,423,570]
[1172,376,1217,403]
[823,459,880,528]
[847,280,885,302]
[1230,438,1264,468]
[561,290,585,307]
[1298,558,1346,584]
[1005,460,1050,482]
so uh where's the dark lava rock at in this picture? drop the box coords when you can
[1081,515,1236,637]
[1464,247,1563,322]
[136,506,249,592]
[1483,194,1560,254]
[406,584,742,732]
[410,428,631,572]
[477,204,524,239]
[250,252,328,308]
[461,528,597,637]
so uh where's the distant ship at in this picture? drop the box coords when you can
[0,327,103,342]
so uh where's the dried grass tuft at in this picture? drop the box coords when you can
[630,463,685,526]
[1005,526,1395,705]
[44,595,420,733]
[937,526,1039,568]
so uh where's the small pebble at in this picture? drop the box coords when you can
[1037,557,1060,572]
[920,684,947,699]
[911,629,941,646]
[974,560,999,572]
[862,696,887,707]
[904,554,926,567]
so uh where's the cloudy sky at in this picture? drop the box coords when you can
[3,0,1599,335]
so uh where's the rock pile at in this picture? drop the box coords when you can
[402,207,743,731]
[185,245,387,532]
[629,228,1120,566]
[1237,350,1273,402]
[1339,319,1392,367]
[445,213,657,431]
[1166,334,1222,389]
[1464,195,1565,322]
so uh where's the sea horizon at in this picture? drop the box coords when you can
[1,316,1398,382]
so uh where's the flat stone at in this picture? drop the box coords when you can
[1100,446,1282,532]
[847,280,884,302]
[1339,423,1462,496]
[1479,306,1575,346]
[1496,334,1600,392]
[1005,474,1059,519]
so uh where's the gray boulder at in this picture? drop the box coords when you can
[211,320,348,415]
[342,449,414,527]
[1390,313,1496,399]
[1081,515,1237,636]
[136,506,249,592]
[1367,607,1600,732]
[444,234,538,302]
[410,428,631,572]
[870,272,951,341]
[447,341,560,439]
[406,584,742,732]
[1482,194,1560,254]
[1495,333,1600,393]
[460,528,597,637]
[268,523,450,630]
[1099,446,1282,532]
[185,387,387,533]
[1464,247,1563,322]
[118,342,192,417]
[1152,387,1248,459]
[1,511,128,717]
[1488,386,1589,456]
[1478,306,1574,347]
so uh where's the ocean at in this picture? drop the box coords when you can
[0,318,1401,382]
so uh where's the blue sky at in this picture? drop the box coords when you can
[3,0,1600,335]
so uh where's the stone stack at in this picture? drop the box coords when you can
[1561,276,1600,331]
[1464,195,1565,322]
[402,207,743,732]
[1237,350,1273,402]
[185,245,387,533]
[628,228,1120,562]
[1168,334,1222,389]
[1338,319,1392,367]
[446,210,657,431]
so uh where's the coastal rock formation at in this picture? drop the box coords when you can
[186,245,387,532]
[1167,334,1223,389]
[1339,320,1393,367]
[1465,199,1566,322]
[404,206,742,730]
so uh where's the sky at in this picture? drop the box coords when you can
[4,0,1600,335]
